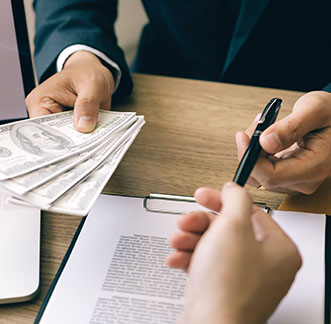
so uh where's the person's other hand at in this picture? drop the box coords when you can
[236,91,331,194]
[167,187,219,271]
[26,51,114,133]
[179,182,301,324]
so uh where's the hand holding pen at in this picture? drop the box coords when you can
[233,98,282,187]
[235,91,331,194]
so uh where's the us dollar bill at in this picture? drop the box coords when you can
[49,128,143,216]
[9,123,144,216]
[0,110,137,180]
[0,136,117,195]
[14,117,145,207]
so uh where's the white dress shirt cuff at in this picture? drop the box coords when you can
[56,44,122,93]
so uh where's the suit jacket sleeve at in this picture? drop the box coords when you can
[33,0,133,100]
[322,83,331,93]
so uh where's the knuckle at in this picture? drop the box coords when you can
[25,87,40,107]
[39,96,56,108]
[300,184,319,195]
[76,96,98,106]
[296,91,331,124]
[37,96,62,113]
[315,167,330,183]
[300,167,329,195]
[277,241,302,275]
[307,91,329,108]
[285,116,303,141]
[288,244,302,272]
[80,68,108,86]
[25,95,31,107]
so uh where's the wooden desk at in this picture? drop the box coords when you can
[0,73,304,323]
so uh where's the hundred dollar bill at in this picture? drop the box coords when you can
[49,128,143,216]
[0,120,140,195]
[9,125,144,216]
[0,133,120,195]
[14,117,145,207]
[0,110,137,180]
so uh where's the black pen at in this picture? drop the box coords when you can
[233,97,282,186]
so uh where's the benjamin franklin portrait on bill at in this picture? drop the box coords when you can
[0,146,12,158]
[10,122,74,156]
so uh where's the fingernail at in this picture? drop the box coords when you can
[78,116,95,133]
[254,113,261,121]
[262,132,282,152]
[223,182,236,189]
[178,214,186,222]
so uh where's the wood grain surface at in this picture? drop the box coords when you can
[0,73,304,323]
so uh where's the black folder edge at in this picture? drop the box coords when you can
[34,217,86,324]
[324,215,331,324]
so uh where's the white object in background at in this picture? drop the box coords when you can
[0,190,40,304]
[0,0,34,123]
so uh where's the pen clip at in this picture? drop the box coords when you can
[259,98,282,125]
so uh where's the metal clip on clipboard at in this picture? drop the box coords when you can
[144,193,271,215]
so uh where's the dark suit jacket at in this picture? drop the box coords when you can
[33,0,331,99]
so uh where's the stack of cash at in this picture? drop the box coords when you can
[0,110,145,216]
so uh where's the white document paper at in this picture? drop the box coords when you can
[269,210,325,324]
[38,195,326,324]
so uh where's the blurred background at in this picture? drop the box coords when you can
[23,0,148,68]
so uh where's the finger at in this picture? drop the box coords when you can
[166,251,192,271]
[169,231,202,251]
[252,210,302,272]
[240,127,325,192]
[235,131,248,160]
[274,143,298,159]
[100,92,112,111]
[251,209,288,241]
[251,138,330,194]
[177,211,216,233]
[245,113,261,137]
[27,100,61,118]
[260,92,331,154]
[26,80,76,117]
[194,187,222,212]
[220,182,253,229]
[73,83,104,133]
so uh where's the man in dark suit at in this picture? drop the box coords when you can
[27,0,331,192]
[31,0,330,96]
[27,0,331,195]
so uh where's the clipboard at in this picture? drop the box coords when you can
[35,193,271,323]
[144,193,271,214]
[35,193,328,324]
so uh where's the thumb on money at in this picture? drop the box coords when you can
[26,51,114,133]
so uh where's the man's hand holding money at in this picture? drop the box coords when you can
[26,51,114,133]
